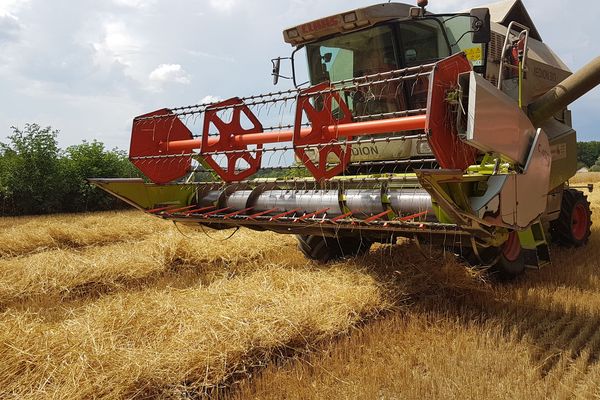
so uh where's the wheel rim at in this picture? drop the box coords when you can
[572,203,589,241]
[502,231,521,262]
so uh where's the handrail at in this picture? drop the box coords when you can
[497,21,531,97]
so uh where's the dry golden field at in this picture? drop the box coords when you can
[1,174,600,399]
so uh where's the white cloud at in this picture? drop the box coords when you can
[149,63,191,84]
[209,0,237,13]
[112,0,155,8]
[0,13,19,43]
[93,21,140,68]
[186,49,235,63]
[200,95,222,104]
[0,0,30,16]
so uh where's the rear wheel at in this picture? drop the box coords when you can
[550,189,592,247]
[296,235,372,263]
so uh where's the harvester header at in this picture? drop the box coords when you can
[91,0,600,278]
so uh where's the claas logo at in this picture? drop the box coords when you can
[299,16,340,35]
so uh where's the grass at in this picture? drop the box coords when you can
[1,173,600,399]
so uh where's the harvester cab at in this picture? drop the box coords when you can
[278,2,490,169]
[89,0,600,278]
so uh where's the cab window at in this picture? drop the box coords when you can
[397,20,451,67]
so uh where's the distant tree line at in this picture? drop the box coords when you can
[578,141,600,171]
[0,124,140,215]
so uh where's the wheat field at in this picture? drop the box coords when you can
[1,176,599,399]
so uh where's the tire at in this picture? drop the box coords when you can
[491,231,525,279]
[296,235,372,263]
[458,231,525,280]
[550,189,592,247]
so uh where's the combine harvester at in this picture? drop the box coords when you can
[90,0,600,277]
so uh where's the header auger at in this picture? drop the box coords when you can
[90,0,600,278]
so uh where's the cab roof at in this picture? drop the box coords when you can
[283,3,413,46]
[461,0,541,41]
[283,0,542,47]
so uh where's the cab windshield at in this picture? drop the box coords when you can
[305,19,452,115]
[306,19,451,85]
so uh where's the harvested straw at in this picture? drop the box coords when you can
[0,264,385,399]
[0,210,167,258]
[0,228,289,307]
[0,209,491,399]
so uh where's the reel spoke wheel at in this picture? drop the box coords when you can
[296,235,372,263]
[551,189,592,247]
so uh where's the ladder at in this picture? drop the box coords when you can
[519,220,551,269]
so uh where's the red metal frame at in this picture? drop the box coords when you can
[364,210,393,223]
[130,55,478,184]
[201,97,264,182]
[248,208,279,220]
[394,210,428,222]
[184,205,216,215]
[146,205,179,214]
[163,205,196,215]
[162,115,426,153]
[130,108,194,184]
[295,208,330,222]
[425,53,477,170]
[200,207,231,218]
[330,211,354,223]
[293,82,354,181]
[223,207,254,219]
[270,208,302,221]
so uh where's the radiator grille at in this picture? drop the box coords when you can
[489,31,505,63]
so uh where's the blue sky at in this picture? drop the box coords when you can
[0,0,598,150]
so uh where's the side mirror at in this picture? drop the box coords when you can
[470,8,491,44]
[271,58,281,85]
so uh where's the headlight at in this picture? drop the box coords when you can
[417,141,432,154]
[286,29,299,39]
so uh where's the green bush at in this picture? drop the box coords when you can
[0,124,140,215]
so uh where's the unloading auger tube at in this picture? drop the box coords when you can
[528,57,600,126]
[89,2,600,276]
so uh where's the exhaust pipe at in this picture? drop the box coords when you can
[528,56,600,126]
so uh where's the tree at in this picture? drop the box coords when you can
[0,124,65,214]
[61,140,141,212]
[0,124,141,215]
[577,141,600,168]
[590,155,600,172]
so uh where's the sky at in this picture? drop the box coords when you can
[0,0,598,151]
